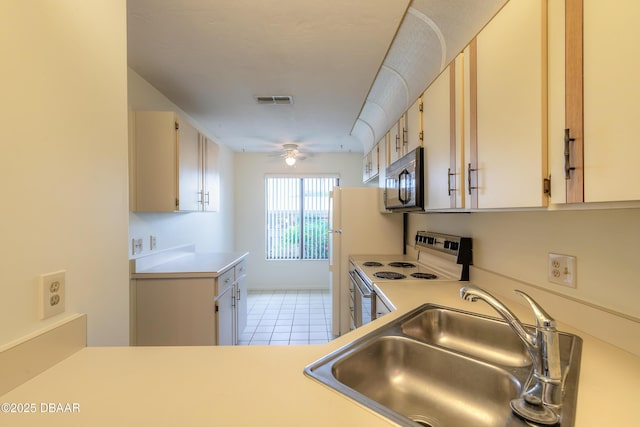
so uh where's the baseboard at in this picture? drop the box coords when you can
[471,267,640,357]
[0,314,86,396]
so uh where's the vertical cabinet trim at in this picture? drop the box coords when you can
[468,38,479,209]
[565,0,584,202]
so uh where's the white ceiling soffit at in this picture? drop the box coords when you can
[353,0,509,151]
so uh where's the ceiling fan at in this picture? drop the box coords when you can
[278,143,309,166]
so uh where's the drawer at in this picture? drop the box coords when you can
[216,268,234,295]
[235,259,247,281]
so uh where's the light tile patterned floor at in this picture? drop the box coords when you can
[239,290,334,345]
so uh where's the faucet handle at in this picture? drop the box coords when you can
[514,290,556,330]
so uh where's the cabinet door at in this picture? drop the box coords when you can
[388,121,403,164]
[362,153,370,182]
[424,60,464,209]
[375,294,392,319]
[371,144,379,178]
[470,0,548,209]
[134,111,178,212]
[177,118,201,211]
[363,144,380,183]
[133,111,202,212]
[216,283,235,346]
[554,0,640,203]
[201,136,220,211]
[136,278,215,346]
[377,139,389,212]
[234,260,248,339]
[405,98,422,153]
[583,0,640,202]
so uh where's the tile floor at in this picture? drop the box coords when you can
[239,289,334,345]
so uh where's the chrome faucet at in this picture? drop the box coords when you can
[460,285,563,425]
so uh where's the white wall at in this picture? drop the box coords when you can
[407,208,640,319]
[0,1,130,346]
[127,69,235,254]
[235,152,368,290]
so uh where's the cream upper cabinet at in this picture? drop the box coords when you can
[423,55,464,210]
[550,0,640,203]
[388,120,403,164]
[132,111,219,212]
[362,154,370,182]
[133,111,198,211]
[405,98,423,154]
[201,135,220,212]
[362,143,380,183]
[377,137,389,212]
[466,0,548,209]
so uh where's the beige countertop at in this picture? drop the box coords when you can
[130,250,249,279]
[2,281,639,426]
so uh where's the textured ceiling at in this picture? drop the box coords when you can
[127,0,508,155]
[127,0,410,154]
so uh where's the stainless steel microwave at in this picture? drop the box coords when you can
[384,147,424,212]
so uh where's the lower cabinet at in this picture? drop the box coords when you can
[374,293,393,319]
[215,278,235,346]
[135,260,247,346]
[135,277,217,346]
[215,259,248,346]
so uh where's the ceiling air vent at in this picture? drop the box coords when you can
[255,95,293,105]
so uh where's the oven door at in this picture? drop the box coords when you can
[349,269,372,328]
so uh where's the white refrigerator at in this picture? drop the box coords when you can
[328,187,404,336]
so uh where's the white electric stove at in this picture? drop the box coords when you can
[351,231,473,285]
[347,231,472,328]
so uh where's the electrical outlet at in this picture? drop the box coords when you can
[39,270,66,319]
[548,253,576,288]
[132,238,143,255]
[150,235,157,250]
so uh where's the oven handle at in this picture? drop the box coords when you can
[349,270,372,297]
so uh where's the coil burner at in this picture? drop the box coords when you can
[373,271,407,280]
[387,262,417,268]
[410,272,438,280]
[362,261,384,267]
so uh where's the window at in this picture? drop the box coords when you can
[265,176,338,260]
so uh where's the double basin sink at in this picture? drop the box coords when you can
[304,304,582,427]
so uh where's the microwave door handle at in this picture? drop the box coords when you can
[398,169,409,204]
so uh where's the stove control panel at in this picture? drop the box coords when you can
[415,231,472,266]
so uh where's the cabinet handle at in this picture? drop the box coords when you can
[564,128,576,179]
[447,168,457,196]
[395,135,400,152]
[467,163,478,195]
[403,128,408,147]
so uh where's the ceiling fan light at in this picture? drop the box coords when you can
[285,156,296,166]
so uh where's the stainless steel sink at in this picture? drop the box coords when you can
[305,304,582,427]
[401,306,532,367]
[333,336,524,427]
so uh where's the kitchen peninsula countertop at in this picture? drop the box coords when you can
[2,282,639,426]
[130,246,248,279]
